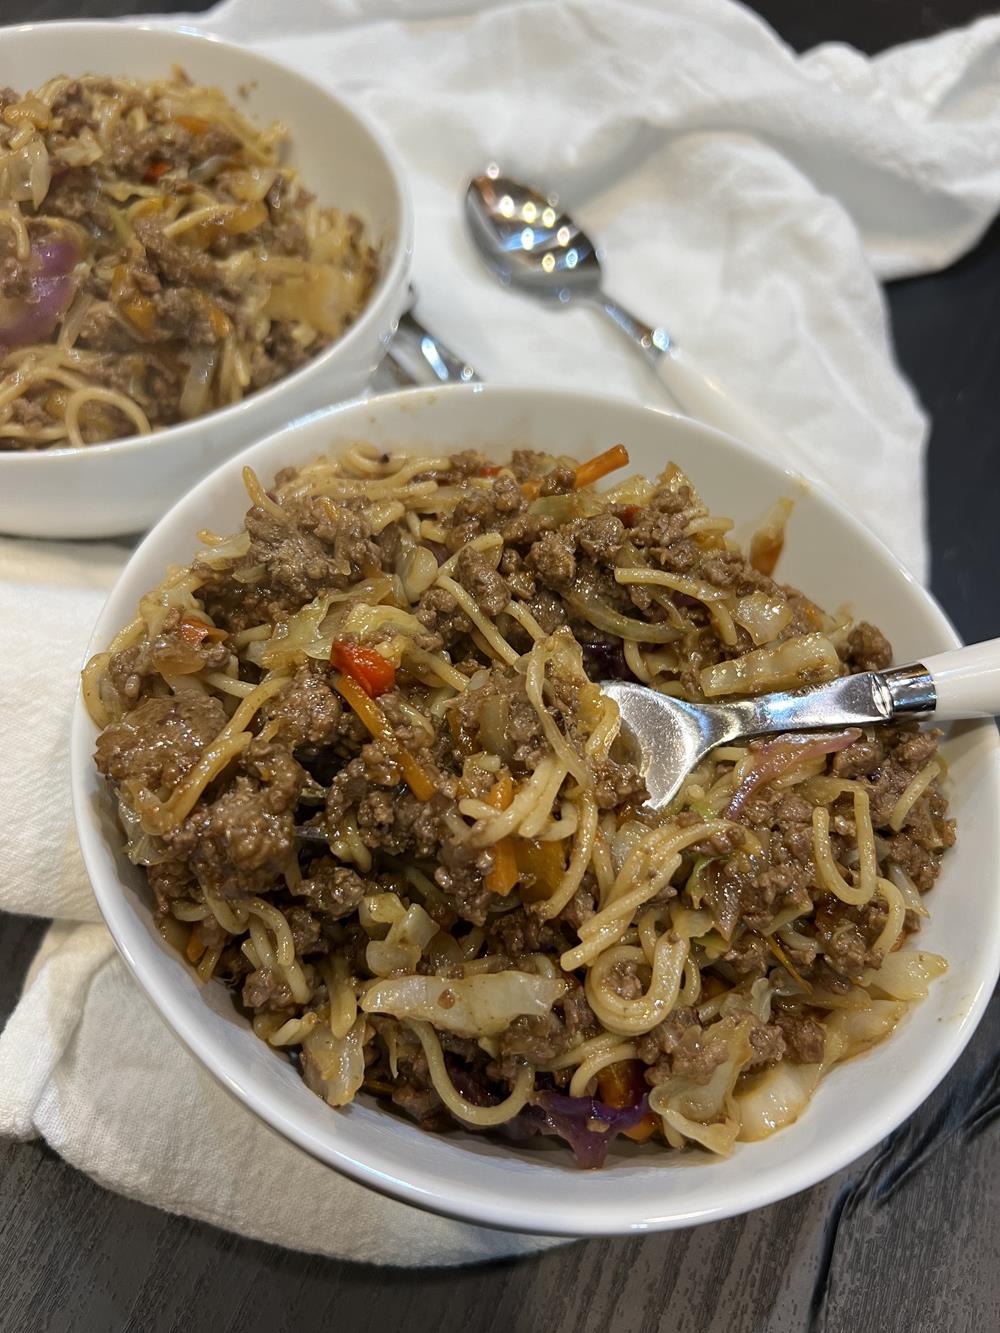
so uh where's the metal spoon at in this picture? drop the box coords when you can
[603,638,1000,813]
[465,168,790,455]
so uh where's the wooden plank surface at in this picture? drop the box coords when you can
[1,2,998,1330]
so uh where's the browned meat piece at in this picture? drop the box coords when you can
[638,1009,730,1087]
[814,904,879,981]
[294,857,367,920]
[486,907,559,963]
[266,664,343,749]
[774,1010,826,1064]
[745,1020,786,1072]
[492,981,599,1078]
[244,497,379,613]
[0,256,29,298]
[575,513,626,561]
[105,609,230,706]
[433,847,499,926]
[415,586,472,643]
[591,755,646,810]
[243,967,293,1012]
[148,288,230,344]
[527,531,576,590]
[133,218,226,293]
[164,744,304,898]
[885,831,947,892]
[43,168,112,232]
[490,472,526,515]
[721,931,770,977]
[455,546,510,616]
[832,732,887,779]
[146,860,198,912]
[843,621,893,673]
[94,693,226,790]
[285,906,325,955]
[249,324,316,389]
[540,462,576,495]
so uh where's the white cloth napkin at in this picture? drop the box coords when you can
[2,0,1000,1266]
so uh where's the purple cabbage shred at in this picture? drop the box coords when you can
[502,1091,649,1168]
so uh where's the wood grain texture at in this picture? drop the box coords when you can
[1,1,998,1330]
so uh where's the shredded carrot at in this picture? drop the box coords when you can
[515,837,566,903]
[597,1060,659,1142]
[177,614,227,647]
[143,158,170,182]
[622,1112,660,1143]
[574,443,629,490]
[484,776,519,896]
[521,445,630,501]
[332,672,435,801]
[185,923,207,963]
[331,641,396,697]
[598,1067,658,1143]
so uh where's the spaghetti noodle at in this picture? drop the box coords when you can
[85,444,954,1165]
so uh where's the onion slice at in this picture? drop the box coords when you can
[725,728,861,818]
[0,227,84,351]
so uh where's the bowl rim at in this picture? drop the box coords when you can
[70,383,1000,1235]
[0,19,414,466]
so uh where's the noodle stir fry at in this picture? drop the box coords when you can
[84,446,952,1164]
[0,72,376,450]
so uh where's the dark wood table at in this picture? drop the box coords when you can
[2,2,998,1330]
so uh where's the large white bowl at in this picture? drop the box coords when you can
[70,385,1000,1236]
[0,22,412,540]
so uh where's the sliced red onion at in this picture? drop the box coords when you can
[0,230,84,352]
[725,728,861,819]
[501,1091,650,1168]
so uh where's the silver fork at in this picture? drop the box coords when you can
[603,638,1000,813]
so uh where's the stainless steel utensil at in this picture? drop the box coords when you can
[603,638,1000,812]
[386,306,480,386]
[464,167,790,454]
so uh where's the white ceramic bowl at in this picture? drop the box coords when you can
[0,22,412,540]
[70,385,1000,1236]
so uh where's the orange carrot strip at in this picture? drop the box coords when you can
[185,924,207,963]
[515,837,566,903]
[622,1112,660,1144]
[597,1059,659,1142]
[574,443,629,490]
[331,641,396,697]
[332,672,434,801]
[484,776,518,896]
[485,839,519,896]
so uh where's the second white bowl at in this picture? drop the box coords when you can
[0,22,412,539]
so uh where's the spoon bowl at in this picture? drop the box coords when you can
[465,166,797,457]
[465,170,603,300]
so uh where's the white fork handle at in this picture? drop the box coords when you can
[922,639,1000,719]
[652,344,795,459]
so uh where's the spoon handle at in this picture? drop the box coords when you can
[598,297,795,458]
[387,309,480,386]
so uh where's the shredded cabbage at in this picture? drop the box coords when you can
[361,971,568,1036]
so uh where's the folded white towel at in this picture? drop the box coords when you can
[2,0,999,1265]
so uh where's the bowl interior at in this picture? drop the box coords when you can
[71,386,1000,1235]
